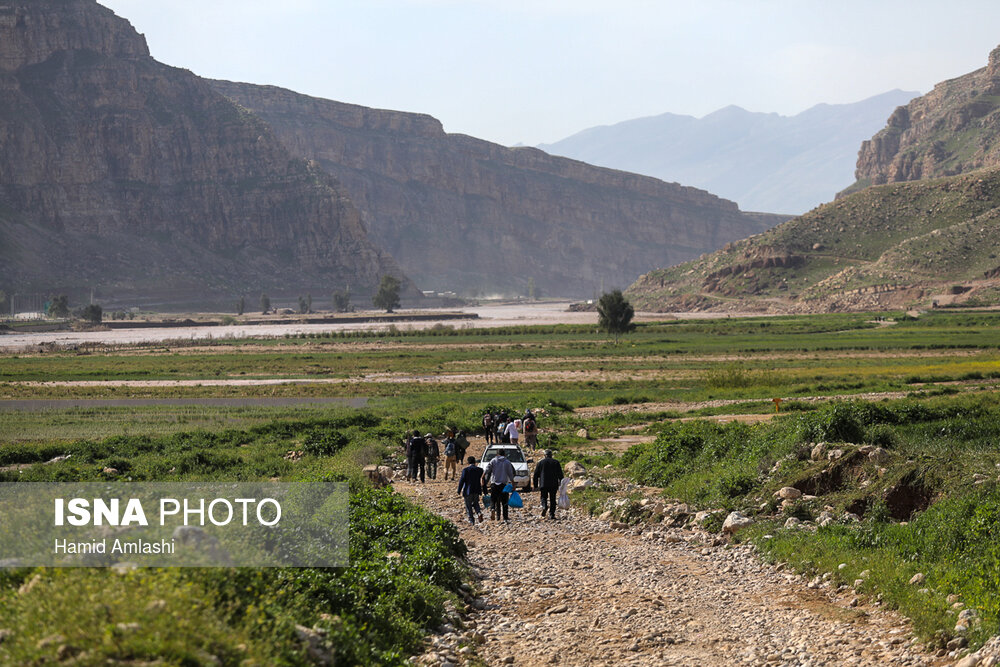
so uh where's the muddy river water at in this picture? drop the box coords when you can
[0,302,600,351]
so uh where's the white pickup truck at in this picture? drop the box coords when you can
[479,443,532,491]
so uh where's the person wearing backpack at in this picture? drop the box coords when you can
[425,433,440,480]
[532,449,564,519]
[482,412,495,445]
[407,430,427,483]
[455,431,469,465]
[522,412,538,451]
[443,434,458,480]
[457,456,486,524]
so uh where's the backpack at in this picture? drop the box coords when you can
[444,439,456,457]
[524,417,536,434]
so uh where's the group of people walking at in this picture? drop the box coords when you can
[405,409,564,524]
[457,448,564,524]
[482,409,539,450]
[404,428,469,483]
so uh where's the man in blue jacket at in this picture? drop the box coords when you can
[457,456,485,524]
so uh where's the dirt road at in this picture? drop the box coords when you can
[399,476,944,667]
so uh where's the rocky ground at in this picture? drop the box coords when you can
[396,473,994,667]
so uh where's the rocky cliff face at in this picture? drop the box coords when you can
[0,0,402,306]
[848,45,1000,191]
[212,81,780,298]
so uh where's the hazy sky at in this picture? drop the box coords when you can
[98,1,1000,146]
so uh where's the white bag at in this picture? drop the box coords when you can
[557,478,571,510]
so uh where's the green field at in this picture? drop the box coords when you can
[3,309,1000,662]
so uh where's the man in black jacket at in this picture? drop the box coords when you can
[407,430,427,483]
[532,449,563,519]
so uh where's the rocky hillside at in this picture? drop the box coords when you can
[845,45,1000,193]
[627,167,1000,312]
[538,91,918,215]
[211,81,783,299]
[0,0,403,307]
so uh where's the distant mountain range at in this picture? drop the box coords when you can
[539,90,919,215]
[625,46,1000,314]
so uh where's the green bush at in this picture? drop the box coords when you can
[303,430,349,456]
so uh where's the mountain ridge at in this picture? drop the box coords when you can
[211,79,784,299]
[539,90,919,214]
[0,0,405,308]
[626,45,1000,313]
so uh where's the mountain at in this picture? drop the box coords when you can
[627,167,1000,313]
[844,47,1000,193]
[0,0,404,308]
[538,91,919,215]
[211,81,786,299]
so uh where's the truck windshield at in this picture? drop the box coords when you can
[482,448,525,463]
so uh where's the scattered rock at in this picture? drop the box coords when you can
[827,449,845,461]
[909,573,925,586]
[811,442,828,461]
[575,429,589,439]
[565,460,587,477]
[722,511,753,535]
[869,447,891,464]
[777,487,802,500]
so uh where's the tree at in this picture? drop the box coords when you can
[236,296,245,316]
[260,293,271,314]
[0,290,7,314]
[47,295,70,318]
[332,290,352,312]
[78,304,102,325]
[372,276,401,313]
[298,296,309,314]
[526,277,536,301]
[596,290,635,343]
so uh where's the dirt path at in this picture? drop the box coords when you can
[398,477,943,667]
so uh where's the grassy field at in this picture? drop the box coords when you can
[3,309,1000,662]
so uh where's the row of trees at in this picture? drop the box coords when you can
[241,276,403,316]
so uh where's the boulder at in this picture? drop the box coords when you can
[567,479,594,493]
[827,449,844,461]
[363,465,393,488]
[777,487,802,500]
[722,511,753,534]
[576,428,589,439]
[692,510,723,527]
[869,447,891,464]
[565,461,587,478]
[810,442,828,461]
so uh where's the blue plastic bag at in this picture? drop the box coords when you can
[508,490,523,508]
[502,483,513,493]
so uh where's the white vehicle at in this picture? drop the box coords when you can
[479,443,532,491]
